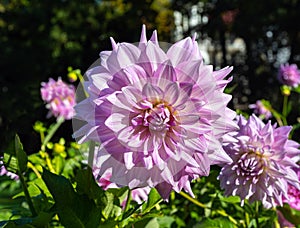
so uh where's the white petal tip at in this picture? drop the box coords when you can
[192,33,197,41]
[110,37,118,50]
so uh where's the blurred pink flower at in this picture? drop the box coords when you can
[221,9,239,26]
[278,64,300,87]
[41,77,76,120]
[283,168,300,210]
[74,25,238,199]
[0,160,19,180]
[219,115,300,208]
[249,100,272,120]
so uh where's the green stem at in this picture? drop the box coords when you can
[245,211,250,227]
[18,170,37,216]
[255,201,260,228]
[282,95,288,125]
[124,189,132,213]
[40,131,45,144]
[78,73,89,98]
[41,117,64,151]
[179,191,206,208]
[27,162,42,178]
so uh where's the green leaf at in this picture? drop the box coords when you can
[278,203,300,226]
[106,187,128,198]
[3,135,27,174]
[103,191,115,218]
[195,217,235,228]
[31,211,55,227]
[74,167,105,203]
[1,220,35,228]
[14,135,28,173]
[52,155,65,174]
[142,188,161,214]
[292,85,300,93]
[156,216,175,228]
[218,194,241,204]
[3,153,18,173]
[144,218,160,228]
[42,168,102,227]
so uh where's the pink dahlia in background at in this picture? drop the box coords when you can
[278,63,300,87]
[41,77,76,120]
[249,100,272,120]
[0,159,19,180]
[219,114,300,208]
[73,25,237,199]
[283,168,300,210]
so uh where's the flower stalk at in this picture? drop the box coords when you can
[41,117,64,152]
[18,169,37,217]
[179,191,206,208]
[282,94,288,125]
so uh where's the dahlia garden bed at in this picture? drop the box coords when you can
[0,25,300,228]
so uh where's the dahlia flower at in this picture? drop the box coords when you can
[73,25,237,199]
[278,63,300,87]
[219,114,300,208]
[283,168,300,210]
[0,159,19,180]
[249,100,272,120]
[41,77,76,120]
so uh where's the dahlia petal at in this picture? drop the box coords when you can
[124,152,135,169]
[178,114,199,124]
[213,66,233,81]
[192,33,197,42]
[110,37,118,51]
[167,37,202,66]
[106,92,134,111]
[143,156,153,169]
[164,82,179,105]
[139,24,147,49]
[184,136,208,152]
[107,43,140,74]
[179,82,193,97]
[139,41,168,76]
[154,60,177,82]
[123,65,147,88]
[142,83,163,101]
[105,113,127,132]
[156,182,173,200]
[99,50,111,68]
[150,30,158,45]
[180,150,199,168]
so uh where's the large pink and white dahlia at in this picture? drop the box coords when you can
[219,114,300,208]
[73,25,237,199]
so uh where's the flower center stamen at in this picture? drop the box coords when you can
[131,102,176,136]
[236,150,265,177]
